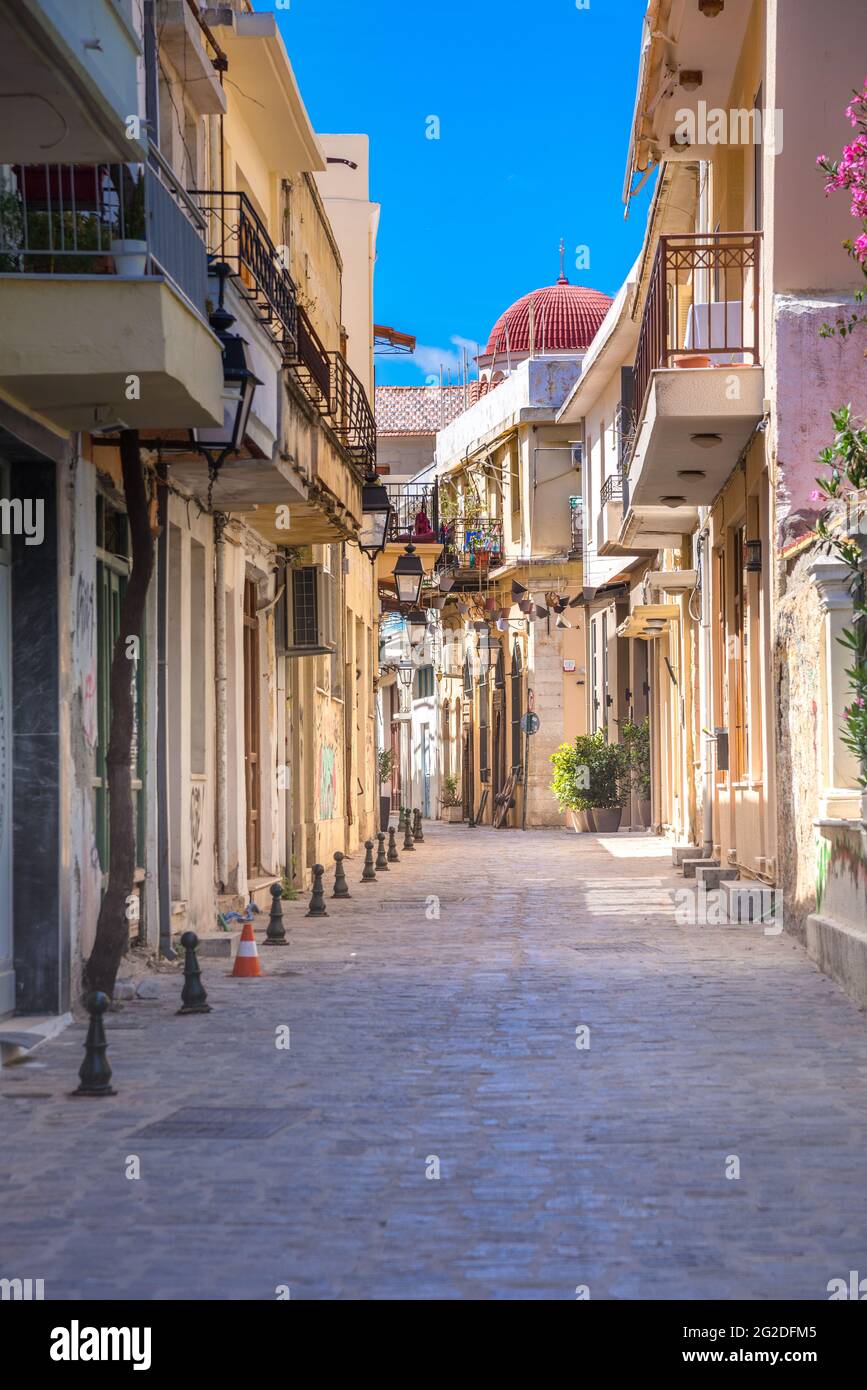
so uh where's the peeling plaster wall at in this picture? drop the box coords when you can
[771,295,867,547]
[67,456,101,974]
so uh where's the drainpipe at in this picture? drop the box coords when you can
[214,515,229,892]
[155,456,176,959]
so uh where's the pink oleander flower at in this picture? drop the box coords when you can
[810,489,824,502]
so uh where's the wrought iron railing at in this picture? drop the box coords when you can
[189,188,297,350]
[385,483,439,540]
[330,351,376,472]
[600,474,624,506]
[630,231,762,464]
[440,517,503,570]
[0,149,209,312]
[287,305,331,413]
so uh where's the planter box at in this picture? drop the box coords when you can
[592,807,623,833]
[441,805,463,823]
[569,809,594,833]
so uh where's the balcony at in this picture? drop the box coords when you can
[438,517,503,590]
[329,351,376,474]
[190,189,298,354]
[374,483,442,588]
[625,232,764,528]
[0,152,223,430]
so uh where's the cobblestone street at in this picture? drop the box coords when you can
[2,825,867,1301]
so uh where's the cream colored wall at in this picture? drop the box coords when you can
[315,135,378,398]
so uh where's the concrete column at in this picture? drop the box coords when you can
[807,556,862,818]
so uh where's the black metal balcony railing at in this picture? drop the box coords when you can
[330,351,376,473]
[0,147,209,313]
[189,188,297,352]
[385,483,439,540]
[570,497,584,556]
[287,305,331,412]
[440,517,503,572]
[631,231,762,464]
[600,474,624,506]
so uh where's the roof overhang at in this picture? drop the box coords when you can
[210,10,325,173]
[617,602,680,640]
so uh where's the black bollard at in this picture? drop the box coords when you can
[398,805,407,832]
[375,830,389,872]
[332,850,351,899]
[263,881,288,946]
[177,931,212,1013]
[361,839,377,883]
[72,992,117,1097]
[305,863,329,917]
[402,810,415,852]
[387,825,400,863]
[413,809,425,844]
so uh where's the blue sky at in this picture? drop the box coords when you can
[277,0,654,385]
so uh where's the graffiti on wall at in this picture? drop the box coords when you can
[319,742,337,820]
[190,784,203,866]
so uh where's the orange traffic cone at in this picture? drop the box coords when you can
[230,920,262,978]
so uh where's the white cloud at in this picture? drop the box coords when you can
[411,335,479,380]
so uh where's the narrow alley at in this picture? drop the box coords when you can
[3,825,866,1302]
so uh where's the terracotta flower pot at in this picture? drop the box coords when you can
[569,809,592,833]
[592,807,623,833]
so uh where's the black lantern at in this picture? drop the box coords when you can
[191,263,262,466]
[406,608,427,645]
[397,661,414,688]
[392,542,424,608]
[359,467,392,559]
[744,539,762,573]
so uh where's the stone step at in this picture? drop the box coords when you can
[682,856,719,880]
[672,844,701,867]
[695,864,740,890]
[720,878,781,927]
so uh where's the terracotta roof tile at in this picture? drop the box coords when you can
[375,385,472,435]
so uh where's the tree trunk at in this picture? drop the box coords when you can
[85,430,155,997]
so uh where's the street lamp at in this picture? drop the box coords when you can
[392,542,424,608]
[191,263,262,474]
[406,609,427,645]
[359,467,393,560]
[397,661,414,688]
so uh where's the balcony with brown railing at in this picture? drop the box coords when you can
[624,230,765,514]
[190,188,297,353]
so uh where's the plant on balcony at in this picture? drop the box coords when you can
[111,166,147,276]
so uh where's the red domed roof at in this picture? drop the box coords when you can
[484,278,613,357]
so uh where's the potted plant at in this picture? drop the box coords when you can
[378,748,394,832]
[440,774,462,823]
[550,738,595,831]
[111,166,148,276]
[582,730,628,833]
[621,717,652,827]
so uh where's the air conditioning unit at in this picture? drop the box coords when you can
[286,566,335,655]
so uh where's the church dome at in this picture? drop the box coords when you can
[483,276,612,358]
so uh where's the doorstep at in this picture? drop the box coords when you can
[0,1011,73,1068]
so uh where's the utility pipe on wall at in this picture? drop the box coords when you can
[214,516,229,892]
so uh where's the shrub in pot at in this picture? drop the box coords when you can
[550,739,595,831]
[621,717,652,826]
[111,167,147,276]
[440,774,462,823]
[582,731,628,832]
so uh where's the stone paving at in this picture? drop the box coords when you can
[2,823,867,1301]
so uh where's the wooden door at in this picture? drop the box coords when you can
[243,578,260,874]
